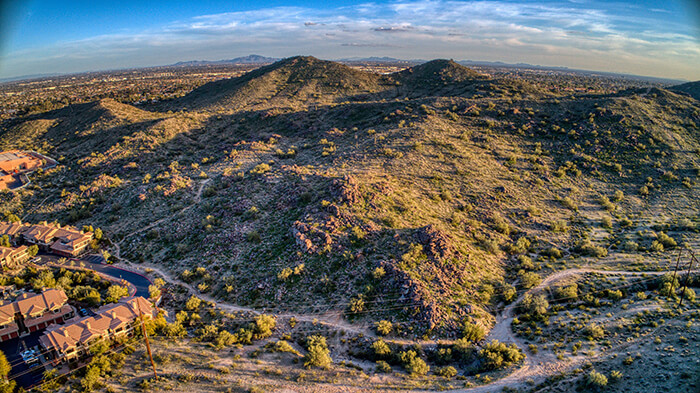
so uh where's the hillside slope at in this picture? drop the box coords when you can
[0,57,698,337]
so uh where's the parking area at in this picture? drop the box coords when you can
[0,330,47,388]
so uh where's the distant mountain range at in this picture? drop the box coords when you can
[171,55,281,66]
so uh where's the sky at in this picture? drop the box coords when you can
[0,0,699,80]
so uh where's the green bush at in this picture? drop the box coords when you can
[371,339,392,357]
[586,370,608,387]
[585,323,605,339]
[304,335,332,369]
[554,284,578,301]
[375,360,392,373]
[520,293,549,316]
[375,320,392,336]
[462,322,486,342]
[252,314,276,340]
[519,271,542,289]
[478,340,525,371]
[399,350,429,377]
[436,366,458,378]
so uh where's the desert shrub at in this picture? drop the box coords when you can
[555,284,578,301]
[508,237,531,254]
[519,271,542,289]
[371,339,392,357]
[249,163,271,175]
[598,196,616,211]
[462,322,486,342]
[609,370,623,381]
[575,239,608,257]
[349,296,365,313]
[375,320,392,336]
[452,338,474,362]
[500,283,517,303]
[613,190,624,202]
[267,340,301,356]
[605,289,623,301]
[304,335,331,369]
[399,350,429,377]
[682,288,696,302]
[185,295,202,311]
[544,247,563,258]
[518,255,535,270]
[375,360,392,373]
[213,330,237,349]
[559,196,578,211]
[478,340,525,371]
[656,232,677,248]
[585,324,605,339]
[246,231,261,243]
[550,220,569,233]
[601,216,613,228]
[623,241,639,252]
[520,293,549,316]
[436,366,458,378]
[252,314,276,340]
[586,370,608,387]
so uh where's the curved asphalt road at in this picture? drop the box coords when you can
[79,255,152,297]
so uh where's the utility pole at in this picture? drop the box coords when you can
[137,300,158,379]
[678,249,696,307]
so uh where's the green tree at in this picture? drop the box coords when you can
[106,285,129,303]
[0,236,9,248]
[478,340,525,371]
[94,228,103,240]
[148,284,161,300]
[81,365,101,391]
[0,350,10,381]
[27,244,39,257]
[304,335,332,368]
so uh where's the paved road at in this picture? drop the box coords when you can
[37,253,152,298]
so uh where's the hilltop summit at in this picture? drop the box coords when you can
[173,56,393,110]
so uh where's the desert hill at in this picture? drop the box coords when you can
[170,56,395,111]
[670,80,700,101]
[0,57,698,335]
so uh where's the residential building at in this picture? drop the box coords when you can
[40,297,156,363]
[0,289,74,342]
[0,245,29,269]
[17,222,93,257]
[0,151,46,190]
[0,221,28,245]
[0,151,44,173]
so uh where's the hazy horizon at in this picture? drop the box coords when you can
[1,0,699,81]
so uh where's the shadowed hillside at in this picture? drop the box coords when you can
[169,56,396,111]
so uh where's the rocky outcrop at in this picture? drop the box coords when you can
[290,221,332,254]
[415,224,456,262]
[331,175,362,205]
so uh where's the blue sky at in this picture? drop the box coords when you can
[1,0,699,80]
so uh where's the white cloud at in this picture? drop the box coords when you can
[1,0,698,80]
